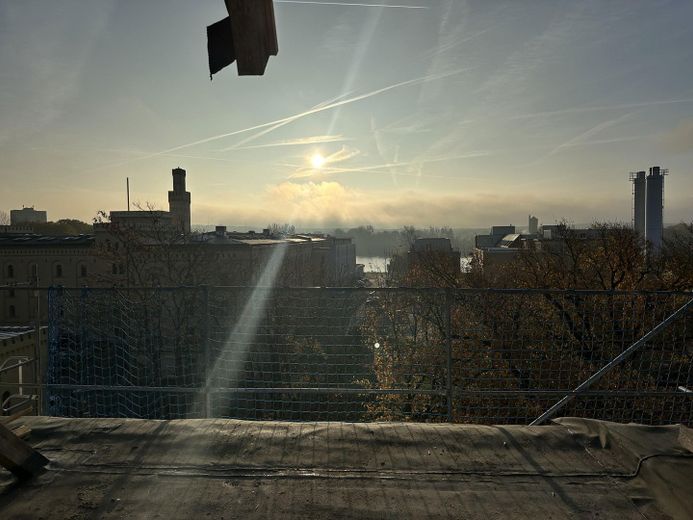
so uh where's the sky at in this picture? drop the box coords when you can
[0,0,692,230]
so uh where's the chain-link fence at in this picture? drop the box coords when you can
[44,287,692,425]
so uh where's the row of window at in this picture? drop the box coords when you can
[3,264,88,279]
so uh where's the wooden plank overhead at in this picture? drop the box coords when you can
[208,0,278,77]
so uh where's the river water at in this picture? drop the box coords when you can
[356,256,471,273]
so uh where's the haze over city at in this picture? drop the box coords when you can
[1,0,692,228]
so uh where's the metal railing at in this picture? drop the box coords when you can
[0,356,38,415]
[39,286,693,424]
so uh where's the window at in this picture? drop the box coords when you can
[9,305,16,318]
[118,263,125,275]
[80,265,87,277]
[56,264,63,278]
[31,264,38,279]
[112,263,118,275]
[6,265,14,278]
[8,289,14,298]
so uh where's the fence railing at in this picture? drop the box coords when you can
[42,286,692,425]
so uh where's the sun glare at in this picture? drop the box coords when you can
[310,153,326,169]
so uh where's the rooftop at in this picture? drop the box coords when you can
[195,231,324,246]
[1,416,691,519]
[499,233,521,247]
[0,234,94,247]
[412,237,454,252]
[109,211,172,218]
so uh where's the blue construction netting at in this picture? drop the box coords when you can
[45,287,692,424]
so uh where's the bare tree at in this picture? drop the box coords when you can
[0,210,10,226]
[268,222,295,236]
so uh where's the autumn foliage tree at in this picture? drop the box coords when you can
[359,222,692,424]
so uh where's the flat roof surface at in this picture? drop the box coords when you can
[1,417,691,519]
[0,234,94,247]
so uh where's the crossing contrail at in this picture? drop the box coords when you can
[224,91,354,151]
[218,68,466,152]
[275,1,428,9]
[509,98,693,120]
[233,135,348,150]
[86,68,465,172]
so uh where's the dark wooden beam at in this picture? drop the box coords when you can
[208,0,278,77]
[0,422,48,480]
[218,0,278,76]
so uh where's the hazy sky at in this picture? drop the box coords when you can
[1,0,692,229]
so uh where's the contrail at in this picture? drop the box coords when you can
[224,91,354,151]
[535,112,634,164]
[328,5,384,135]
[86,93,352,172]
[217,68,467,152]
[509,98,693,120]
[87,68,465,172]
[275,1,428,9]
[234,135,348,150]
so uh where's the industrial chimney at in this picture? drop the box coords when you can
[630,171,646,236]
[645,166,665,252]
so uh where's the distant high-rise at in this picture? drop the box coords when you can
[168,167,191,234]
[630,171,646,236]
[645,166,665,251]
[528,215,538,235]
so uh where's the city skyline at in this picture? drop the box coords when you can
[1,0,692,227]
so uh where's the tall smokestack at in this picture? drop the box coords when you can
[631,171,646,236]
[645,166,664,251]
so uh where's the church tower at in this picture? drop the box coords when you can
[168,167,191,233]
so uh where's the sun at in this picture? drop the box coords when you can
[310,153,326,169]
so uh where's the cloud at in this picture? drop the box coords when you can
[0,1,115,145]
[658,119,693,154]
[196,181,642,229]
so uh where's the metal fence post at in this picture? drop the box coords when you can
[202,286,211,418]
[45,286,63,416]
[445,288,453,422]
[34,288,42,415]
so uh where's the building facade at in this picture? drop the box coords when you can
[1,168,359,325]
[0,234,99,323]
[388,238,461,285]
[10,207,47,224]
